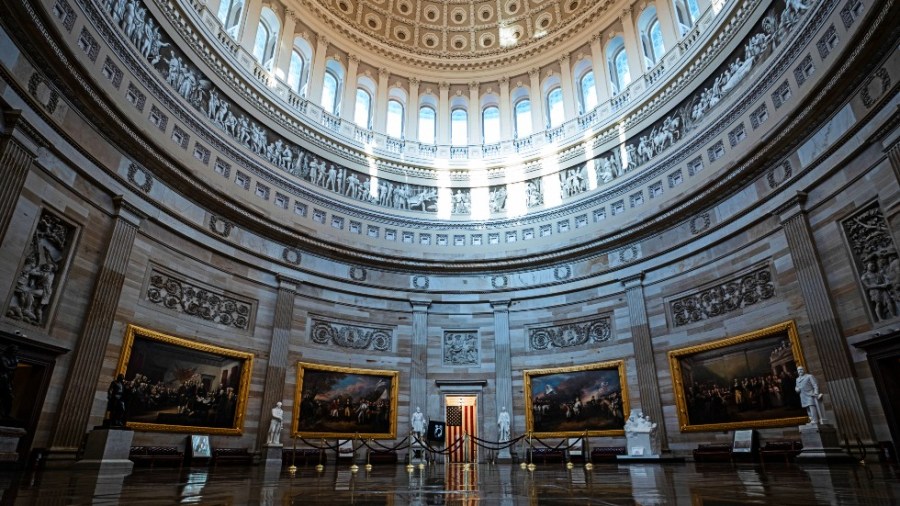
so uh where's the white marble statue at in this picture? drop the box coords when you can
[411,406,426,438]
[624,410,660,457]
[498,407,511,442]
[795,367,824,424]
[266,401,284,446]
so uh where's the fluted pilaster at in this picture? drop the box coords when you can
[491,301,513,442]
[621,273,669,450]
[256,276,300,450]
[50,197,144,452]
[409,299,431,416]
[776,192,874,442]
[0,111,36,244]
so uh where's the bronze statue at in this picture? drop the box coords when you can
[106,374,127,428]
[0,345,18,419]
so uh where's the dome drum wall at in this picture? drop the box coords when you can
[36,0,860,268]
[0,0,897,460]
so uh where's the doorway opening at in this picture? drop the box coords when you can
[444,395,477,463]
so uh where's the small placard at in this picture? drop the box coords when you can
[732,430,756,453]
[630,446,645,456]
[428,421,446,443]
[190,435,211,458]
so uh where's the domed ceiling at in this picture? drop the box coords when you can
[301,0,613,69]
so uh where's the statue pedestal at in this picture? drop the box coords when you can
[496,444,511,463]
[0,426,26,465]
[262,444,282,467]
[797,423,854,462]
[409,441,426,465]
[624,429,660,459]
[74,428,134,474]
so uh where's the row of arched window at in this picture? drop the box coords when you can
[216,0,703,145]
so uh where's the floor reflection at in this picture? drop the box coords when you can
[1,460,898,505]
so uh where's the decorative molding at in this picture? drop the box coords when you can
[281,247,302,265]
[5,210,76,327]
[766,160,793,189]
[127,163,154,193]
[27,73,61,114]
[861,67,891,108]
[528,316,612,350]
[554,265,572,281]
[443,330,479,366]
[840,202,900,323]
[670,265,776,327]
[412,275,429,290]
[309,317,392,351]
[349,266,367,281]
[491,275,508,288]
[208,215,233,237]
[689,213,711,235]
[146,270,253,329]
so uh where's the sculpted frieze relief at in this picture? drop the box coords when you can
[841,203,900,323]
[528,316,612,351]
[443,331,479,366]
[146,270,253,329]
[310,317,393,352]
[6,211,75,327]
[670,266,776,327]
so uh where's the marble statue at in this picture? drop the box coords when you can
[267,401,284,445]
[411,406,426,438]
[498,407,511,442]
[795,367,824,424]
[623,410,660,457]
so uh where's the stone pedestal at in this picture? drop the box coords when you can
[624,430,659,458]
[409,441,426,465]
[497,444,512,463]
[797,424,854,462]
[0,426,26,464]
[74,428,134,474]
[262,444,282,467]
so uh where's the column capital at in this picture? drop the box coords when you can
[112,195,146,227]
[490,300,511,312]
[348,53,360,64]
[439,81,450,91]
[409,77,420,88]
[276,275,302,292]
[528,67,540,79]
[409,298,432,311]
[317,35,329,49]
[468,81,479,91]
[498,75,509,85]
[558,54,570,66]
[378,67,390,79]
[620,272,645,289]
[774,191,809,223]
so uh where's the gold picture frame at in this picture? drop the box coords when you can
[115,324,254,435]
[524,360,629,438]
[293,362,399,439]
[669,320,809,432]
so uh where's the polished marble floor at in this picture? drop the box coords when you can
[2,460,899,505]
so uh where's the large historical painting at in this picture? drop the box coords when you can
[293,363,398,439]
[668,321,808,432]
[524,361,628,437]
[116,325,254,434]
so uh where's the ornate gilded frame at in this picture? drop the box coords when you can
[292,362,399,439]
[116,324,254,435]
[668,320,808,432]
[523,360,629,438]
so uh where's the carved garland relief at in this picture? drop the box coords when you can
[528,316,612,350]
[146,271,253,329]
[670,266,776,327]
[310,318,393,352]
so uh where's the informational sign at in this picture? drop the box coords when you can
[190,435,211,458]
[732,430,756,453]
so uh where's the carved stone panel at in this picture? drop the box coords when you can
[527,316,611,351]
[841,202,900,323]
[6,210,76,327]
[310,317,393,352]
[443,331,479,366]
[146,270,253,329]
[669,265,776,327]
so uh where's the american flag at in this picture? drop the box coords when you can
[446,404,476,462]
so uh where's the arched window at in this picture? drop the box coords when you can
[482,106,500,144]
[354,88,372,128]
[639,9,666,69]
[287,51,304,93]
[252,8,279,70]
[386,99,404,138]
[216,0,244,38]
[547,87,564,128]
[321,71,339,114]
[451,108,468,146]
[418,106,436,144]
[607,37,632,95]
[514,99,532,138]
[674,0,702,35]
[580,71,597,112]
